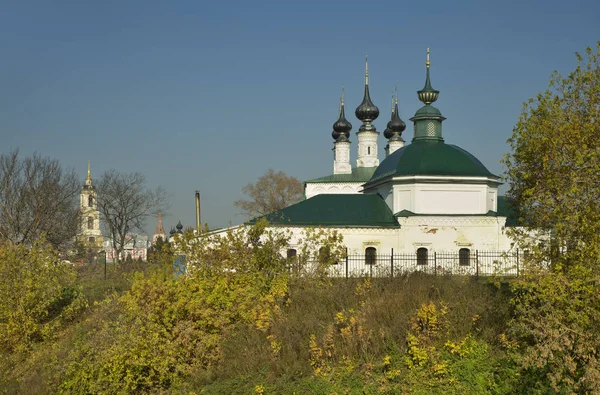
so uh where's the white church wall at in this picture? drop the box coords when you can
[397,216,513,252]
[486,187,498,212]
[204,221,526,277]
[305,182,363,199]
[390,182,494,215]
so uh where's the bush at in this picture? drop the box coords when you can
[0,239,86,353]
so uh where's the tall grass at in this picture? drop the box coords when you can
[194,274,511,393]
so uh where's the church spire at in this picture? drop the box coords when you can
[383,90,395,139]
[417,48,440,105]
[85,160,93,186]
[410,48,446,142]
[354,54,379,132]
[332,86,352,141]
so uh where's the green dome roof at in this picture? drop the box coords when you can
[413,105,444,118]
[369,140,499,183]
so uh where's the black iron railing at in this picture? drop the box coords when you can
[291,249,523,278]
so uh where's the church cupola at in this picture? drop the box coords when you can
[354,56,379,130]
[383,92,395,140]
[385,91,406,156]
[332,86,352,141]
[333,87,352,174]
[389,98,406,135]
[355,55,380,168]
[410,48,446,142]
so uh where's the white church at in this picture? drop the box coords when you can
[216,50,522,276]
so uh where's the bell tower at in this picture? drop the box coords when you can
[76,161,104,250]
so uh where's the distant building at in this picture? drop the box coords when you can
[152,211,166,244]
[104,234,149,262]
[74,161,104,251]
[167,220,184,243]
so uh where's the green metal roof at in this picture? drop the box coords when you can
[368,140,500,183]
[306,167,377,183]
[413,105,443,118]
[250,193,399,227]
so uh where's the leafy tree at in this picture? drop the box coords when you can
[234,169,304,218]
[147,236,174,266]
[503,42,600,274]
[503,43,600,393]
[95,170,168,262]
[0,150,80,249]
[0,238,86,353]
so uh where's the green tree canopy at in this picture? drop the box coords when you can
[503,42,600,275]
[503,43,600,393]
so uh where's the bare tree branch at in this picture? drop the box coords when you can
[95,170,169,262]
[0,150,80,249]
[234,169,303,218]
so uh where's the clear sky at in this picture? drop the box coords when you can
[1,0,599,235]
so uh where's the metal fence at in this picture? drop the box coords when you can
[294,249,523,278]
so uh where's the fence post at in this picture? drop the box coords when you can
[434,252,437,277]
[390,248,394,278]
[516,249,519,277]
[345,248,348,279]
[476,250,479,278]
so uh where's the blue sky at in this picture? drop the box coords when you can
[1,0,599,234]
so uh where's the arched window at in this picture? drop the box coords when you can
[88,195,93,207]
[87,216,94,229]
[368,146,371,155]
[287,248,297,265]
[287,249,297,259]
[88,237,95,243]
[365,247,377,265]
[417,247,428,265]
[459,248,470,266]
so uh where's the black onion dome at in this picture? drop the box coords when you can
[384,94,395,139]
[355,83,379,122]
[176,220,183,233]
[384,113,395,139]
[383,125,392,139]
[389,101,406,135]
[332,104,352,140]
[169,227,175,236]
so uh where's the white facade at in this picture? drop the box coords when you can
[365,176,501,215]
[385,138,404,157]
[274,216,512,257]
[305,182,363,199]
[209,219,519,278]
[333,140,352,174]
[356,131,380,168]
[104,234,149,262]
